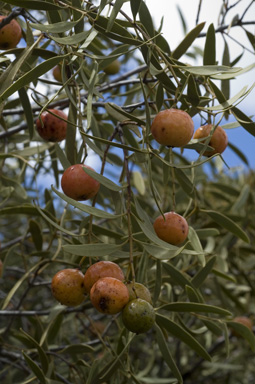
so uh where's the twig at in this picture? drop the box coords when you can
[196,0,203,26]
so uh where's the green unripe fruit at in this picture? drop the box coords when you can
[126,282,152,304]
[122,298,155,334]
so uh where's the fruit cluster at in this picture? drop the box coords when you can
[51,261,155,334]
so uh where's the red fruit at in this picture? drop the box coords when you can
[84,261,124,294]
[193,124,228,156]
[36,109,67,142]
[153,211,189,245]
[61,164,100,201]
[0,16,22,50]
[51,268,86,307]
[151,109,194,147]
[90,277,129,315]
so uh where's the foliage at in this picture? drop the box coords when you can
[0,0,255,383]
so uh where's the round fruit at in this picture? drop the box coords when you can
[61,164,100,201]
[103,60,120,75]
[231,316,253,337]
[122,298,155,334]
[193,124,228,156]
[36,109,67,142]
[153,211,189,245]
[151,109,194,147]
[0,16,22,50]
[53,65,62,82]
[126,282,152,304]
[84,261,124,294]
[90,277,129,315]
[51,268,86,307]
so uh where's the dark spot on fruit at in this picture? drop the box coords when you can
[161,127,165,131]
[99,297,108,312]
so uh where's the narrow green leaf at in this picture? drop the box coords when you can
[231,107,255,137]
[30,19,82,33]
[28,219,43,251]
[180,65,241,76]
[156,314,211,361]
[153,260,162,305]
[191,256,216,288]
[173,22,205,60]
[187,74,200,106]
[20,329,49,373]
[139,1,155,37]
[3,0,62,10]
[188,226,205,266]
[162,262,192,288]
[155,324,183,384]
[201,209,250,243]
[52,186,122,219]
[107,0,126,32]
[0,54,70,103]
[231,184,250,213]
[63,242,124,257]
[23,353,46,383]
[59,344,94,355]
[203,24,216,65]
[175,168,196,198]
[228,321,255,351]
[18,88,34,140]
[158,302,232,316]
[82,166,124,192]
[221,40,230,99]
[228,141,249,166]
[131,0,143,20]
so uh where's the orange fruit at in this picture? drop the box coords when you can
[0,16,22,50]
[193,124,228,156]
[84,261,124,294]
[51,268,86,307]
[36,109,67,142]
[122,298,155,334]
[153,211,189,245]
[151,109,194,147]
[90,277,129,315]
[61,164,100,201]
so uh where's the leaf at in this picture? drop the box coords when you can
[132,171,145,195]
[3,0,62,9]
[63,243,125,257]
[203,24,216,65]
[180,65,241,76]
[23,353,46,384]
[107,0,126,32]
[0,54,69,103]
[18,88,34,140]
[231,106,255,137]
[162,262,192,288]
[228,321,255,351]
[158,302,232,317]
[59,344,95,355]
[139,1,155,37]
[201,209,250,243]
[188,226,205,266]
[131,0,142,20]
[1,260,46,310]
[20,329,49,373]
[173,22,205,60]
[28,219,43,251]
[30,19,82,33]
[191,256,217,288]
[156,314,211,361]
[82,166,124,192]
[52,186,122,219]
[155,324,183,384]
[175,168,196,198]
[228,142,249,166]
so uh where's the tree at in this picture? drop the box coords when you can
[0,1,255,383]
